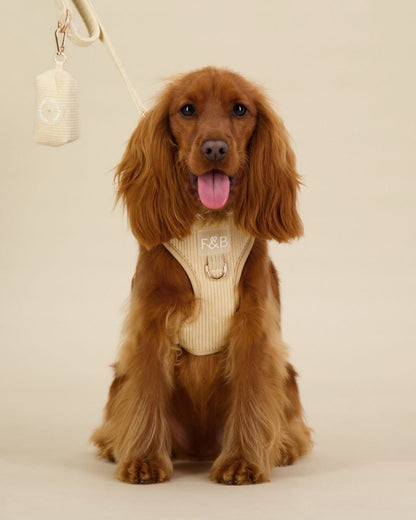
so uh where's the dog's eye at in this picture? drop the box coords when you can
[180,104,196,118]
[232,103,248,118]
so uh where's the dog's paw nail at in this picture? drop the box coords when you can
[212,458,263,485]
[121,458,170,484]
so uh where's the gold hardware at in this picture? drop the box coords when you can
[204,257,228,280]
[58,9,71,33]
[55,9,71,57]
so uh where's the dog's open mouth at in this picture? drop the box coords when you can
[190,170,235,210]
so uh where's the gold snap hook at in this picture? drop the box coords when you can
[55,9,71,56]
[58,9,71,33]
[55,26,67,55]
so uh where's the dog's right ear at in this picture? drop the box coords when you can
[115,88,196,249]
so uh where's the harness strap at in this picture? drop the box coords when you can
[163,215,255,356]
[55,0,147,116]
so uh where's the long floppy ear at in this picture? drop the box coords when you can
[115,89,195,249]
[234,93,303,242]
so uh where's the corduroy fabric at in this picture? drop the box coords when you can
[164,214,254,356]
[34,68,79,146]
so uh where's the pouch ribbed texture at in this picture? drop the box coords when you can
[34,68,79,146]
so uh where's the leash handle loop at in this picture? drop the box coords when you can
[55,0,146,117]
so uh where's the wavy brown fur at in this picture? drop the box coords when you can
[91,67,312,484]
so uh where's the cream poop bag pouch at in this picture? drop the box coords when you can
[34,0,146,147]
[34,12,79,146]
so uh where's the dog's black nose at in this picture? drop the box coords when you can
[201,140,229,161]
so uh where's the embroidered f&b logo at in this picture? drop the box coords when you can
[198,228,231,256]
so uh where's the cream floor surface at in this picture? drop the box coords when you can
[1,373,415,519]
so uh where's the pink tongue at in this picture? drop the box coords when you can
[197,171,230,209]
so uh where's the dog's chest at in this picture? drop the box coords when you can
[164,214,254,356]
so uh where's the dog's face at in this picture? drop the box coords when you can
[168,69,257,210]
[115,67,303,248]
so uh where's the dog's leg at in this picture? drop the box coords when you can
[92,308,176,483]
[92,246,194,484]
[210,329,287,483]
[277,363,313,466]
[211,240,299,484]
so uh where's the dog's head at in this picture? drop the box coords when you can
[116,67,302,249]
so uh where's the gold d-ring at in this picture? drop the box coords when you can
[204,258,228,280]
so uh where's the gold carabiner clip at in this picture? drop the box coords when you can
[55,9,71,56]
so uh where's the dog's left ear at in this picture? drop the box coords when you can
[234,94,303,242]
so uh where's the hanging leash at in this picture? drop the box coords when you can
[34,0,146,146]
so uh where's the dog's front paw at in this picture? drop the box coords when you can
[210,458,266,485]
[117,458,171,484]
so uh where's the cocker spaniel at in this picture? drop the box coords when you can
[91,67,312,484]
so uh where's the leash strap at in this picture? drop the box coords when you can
[54,0,147,117]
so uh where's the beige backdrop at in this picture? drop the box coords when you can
[1,1,415,519]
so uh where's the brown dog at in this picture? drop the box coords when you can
[91,67,312,484]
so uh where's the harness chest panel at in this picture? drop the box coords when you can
[163,214,254,356]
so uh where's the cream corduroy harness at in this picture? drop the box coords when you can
[164,215,254,356]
